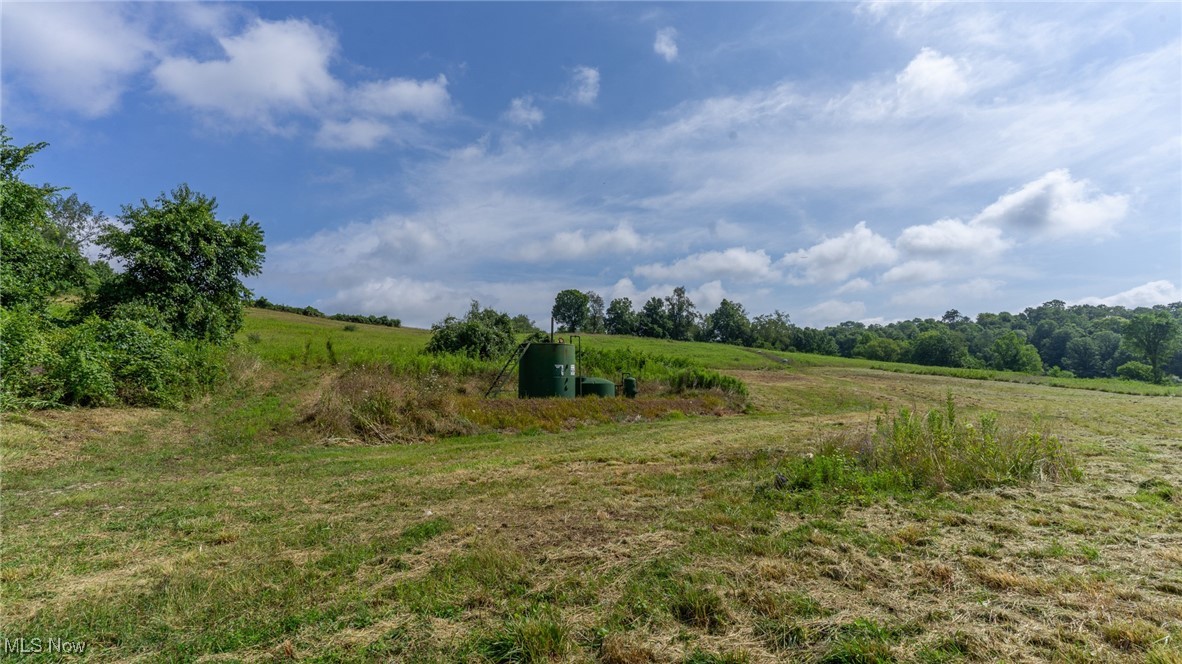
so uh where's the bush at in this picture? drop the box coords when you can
[1116,361,1155,383]
[1,312,222,409]
[426,301,515,360]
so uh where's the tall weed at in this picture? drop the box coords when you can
[835,395,1080,491]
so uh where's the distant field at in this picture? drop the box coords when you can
[3,309,1180,662]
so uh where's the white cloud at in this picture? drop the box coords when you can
[318,276,462,326]
[972,169,1129,238]
[567,66,600,106]
[1076,281,1182,308]
[154,18,341,126]
[836,278,872,294]
[315,119,394,150]
[781,222,898,284]
[504,96,544,128]
[896,218,1010,255]
[888,278,1004,309]
[804,300,867,327]
[352,75,451,120]
[635,247,778,283]
[880,259,948,284]
[895,47,969,108]
[654,27,679,62]
[1,3,157,116]
[519,223,646,261]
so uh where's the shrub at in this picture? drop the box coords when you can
[426,301,515,360]
[1116,361,1155,383]
[1,312,221,409]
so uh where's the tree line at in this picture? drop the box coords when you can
[550,289,1182,384]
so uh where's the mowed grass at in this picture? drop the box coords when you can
[2,310,1181,662]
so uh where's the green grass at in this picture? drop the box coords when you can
[2,308,1180,661]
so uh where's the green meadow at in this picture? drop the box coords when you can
[2,309,1180,662]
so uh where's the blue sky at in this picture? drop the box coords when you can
[4,2,1180,328]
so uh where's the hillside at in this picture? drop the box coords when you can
[2,309,1180,662]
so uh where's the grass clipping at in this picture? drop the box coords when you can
[818,395,1081,492]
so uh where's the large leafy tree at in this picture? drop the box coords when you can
[89,184,265,344]
[665,286,699,341]
[1123,312,1180,383]
[702,299,752,346]
[551,289,590,332]
[990,331,1043,373]
[605,297,637,335]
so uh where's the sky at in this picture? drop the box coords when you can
[3,1,1181,329]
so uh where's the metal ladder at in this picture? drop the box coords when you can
[484,341,531,398]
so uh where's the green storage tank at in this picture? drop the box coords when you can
[577,376,616,398]
[622,376,638,399]
[518,343,577,398]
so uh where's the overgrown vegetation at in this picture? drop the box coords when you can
[0,128,260,409]
[832,395,1081,491]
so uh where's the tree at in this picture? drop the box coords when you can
[605,297,637,335]
[551,289,590,332]
[426,300,515,360]
[751,310,793,350]
[584,291,606,333]
[702,299,752,346]
[88,184,265,344]
[510,314,540,334]
[636,297,670,338]
[853,336,906,363]
[1062,336,1101,378]
[0,128,85,308]
[665,286,699,341]
[909,328,968,368]
[1123,312,1180,383]
[990,331,1042,373]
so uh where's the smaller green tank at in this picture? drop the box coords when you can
[622,376,638,399]
[577,376,616,398]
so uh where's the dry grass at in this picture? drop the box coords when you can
[2,358,1180,662]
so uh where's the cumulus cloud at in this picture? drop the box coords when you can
[567,66,600,106]
[1076,280,1182,307]
[268,216,442,288]
[836,278,872,294]
[519,223,646,261]
[315,119,394,150]
[352,75,451,120]
[896,47,969,107]
[880,259,948,284]
[318,276,462,327]
[888,278,1004,309]
[154,18,342,126]
[504,96,544,128]
[896,218,1011,256]
[2,3,158,116]
[654,27,679,62]
[972,169,1129,238]
[634,248,778,283]
[781,222,898,284]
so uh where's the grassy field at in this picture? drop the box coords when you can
[2,310,1180,662]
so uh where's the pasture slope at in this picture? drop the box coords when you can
[2,308,1180,663]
